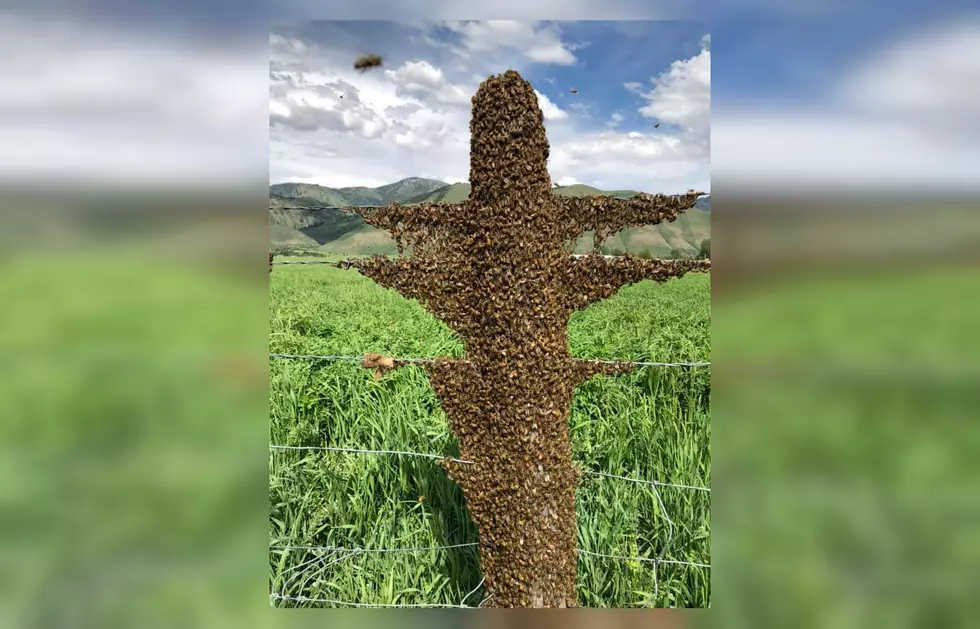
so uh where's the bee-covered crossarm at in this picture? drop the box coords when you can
[556,191,704,253]
[564,255,711,311]
[342,201,467,256]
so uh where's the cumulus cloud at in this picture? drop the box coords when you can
[268,22,708,193]
[534,90,568,121]
[632,36,710,143]
[713,19,980,194]
[385,60,471,107]
[443,20,578,65]
[836,18,980,142]
[0,14,266,186]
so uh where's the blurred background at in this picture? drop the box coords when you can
[1,2,978,628]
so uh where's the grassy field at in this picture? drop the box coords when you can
[4,237,973,624]
[268,260,712,608]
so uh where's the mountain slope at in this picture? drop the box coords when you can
[404,182,641,203]
[270,177,447,207]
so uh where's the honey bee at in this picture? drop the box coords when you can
[353,53,383,72]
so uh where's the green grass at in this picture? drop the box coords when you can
[269,263,711,608]
[0,250,270,628]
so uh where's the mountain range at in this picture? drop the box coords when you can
[270,177,710,257]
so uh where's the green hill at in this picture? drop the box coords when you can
[270,178,709,257]
[270,177,447,207]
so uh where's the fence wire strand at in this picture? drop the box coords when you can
[271,542,709,569]
[270,441,709,605]
[269,443,473,464]
[269,242,709,606]
[269,442,709,492]
[270,352,710,368]
[270,592,475,608]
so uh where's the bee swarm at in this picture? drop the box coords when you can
[333,70,708,607]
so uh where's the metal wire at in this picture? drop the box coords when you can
[271,543,708,569]
[270,592,474,608]
[576,549,709,569]
[585,470,711,492]
[269,443,472,464]
[269,352,710,368]
[271,542,479,554]
[271,260,336,265]
[269,443,710,492]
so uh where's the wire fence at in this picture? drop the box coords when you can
[269,267,710,608]
[270,352,711,369]
[269,357,710,608]
[269,442,710,492]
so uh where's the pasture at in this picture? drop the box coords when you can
[268,259,712,608]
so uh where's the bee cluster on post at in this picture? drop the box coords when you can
[315,70,708,608]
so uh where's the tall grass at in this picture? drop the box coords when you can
[269,265,711,608]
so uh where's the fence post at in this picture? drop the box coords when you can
[342,70,709,607]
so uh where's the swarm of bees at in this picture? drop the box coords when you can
[362,352,396,380]
[353,53,383,72]
[278,69,708,608]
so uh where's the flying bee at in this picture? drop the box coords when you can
[353,53,383,72]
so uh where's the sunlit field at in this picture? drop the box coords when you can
[268,261,712,608]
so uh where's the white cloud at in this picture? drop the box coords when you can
[556,176,580,186]
[385,60,471,107]
[0,15,266,186]
[633,37,710,140]
[714,112,980,187]
[713,19,980,194]
[546,127,709,193]
[534,90,568,121]
[607,111,625,128]
[440,20,578,65]
[836,18,980,142]
[268,22,708,193]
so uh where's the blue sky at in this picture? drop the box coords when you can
[3,5,977,192]
[710,1,980,106]
[269,21,712,193]
[515,21,708,135]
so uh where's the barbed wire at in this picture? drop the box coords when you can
[269,352,710,368]
[268,443,709,491]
